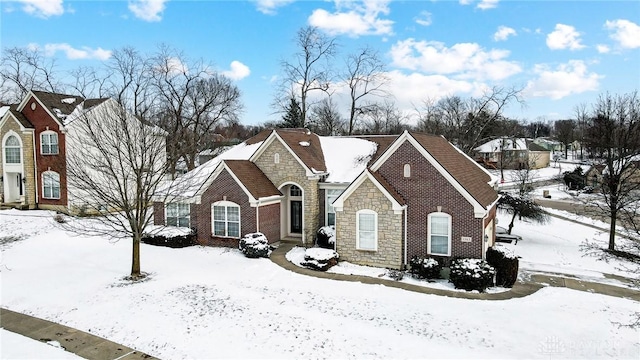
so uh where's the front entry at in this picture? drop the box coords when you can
[290,200,302,233]
[4,172,23,203]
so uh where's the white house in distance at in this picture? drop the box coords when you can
[474,138,551,170]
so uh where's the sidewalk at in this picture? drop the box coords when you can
[270,242,640,301]
[0,307,158,360]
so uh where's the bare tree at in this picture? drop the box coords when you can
[150,45,243,175]
[0,46,62,103]
[343,46,389,135]
[307,97,344,135]
[360,101,406,135]
[64,98,170,279]
[584,91,640,251]
[277,26,337,127]
[573,102,590,160]
[553,119,575,158]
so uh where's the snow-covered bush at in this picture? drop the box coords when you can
[53,213,68,224]
[300,247,339,271]
[386,269,404,281]
[486,246,519,287]
[142,228,196,248]
[409,255,442,279]
[316,225,336,249]
[449,258,495,292]
[239,232,269,258]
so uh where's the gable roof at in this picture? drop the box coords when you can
[319,136,378,183]
[7,106,34,129]
[526,140,548,152]
[353,135,397,164]
[250,129,327,176]
[332,169,406,214]
[224,160,281,200]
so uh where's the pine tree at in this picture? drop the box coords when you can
[280,96,303,128]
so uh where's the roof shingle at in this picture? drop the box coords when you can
[224,160,281,199]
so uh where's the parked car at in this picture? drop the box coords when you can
[495,226,523,244]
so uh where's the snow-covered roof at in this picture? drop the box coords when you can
[0,105,10,118]
[475,138,527,153]
[320,136,378,183]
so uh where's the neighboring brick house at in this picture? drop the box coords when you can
[0,90,109,212]
[154,129,500,270]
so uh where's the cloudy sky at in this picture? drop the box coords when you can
[2,0,639,125]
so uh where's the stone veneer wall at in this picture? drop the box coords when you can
[253,138,319,244]
[0,120,36,208]
[336,178,403,269]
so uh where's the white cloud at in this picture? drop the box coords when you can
[546,24,585,50]
[525,60,602,99]
[42,43,112,60]
[128,0,167,22]
[493,26,516,41]
[414,11,432,27]
[596,44,610,54]
[255,0,295,15]
[308,0,393,37]
[458,0,500,10]
[389,38,521,81]
[605,19,640,49]
[19,0,63,18]
[222,61,251,80]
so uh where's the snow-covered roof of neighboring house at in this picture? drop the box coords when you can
[320,136,378,183]
[475,138,550,154]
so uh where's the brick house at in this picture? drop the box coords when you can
[154,129,499,269]
[0,90,131,213]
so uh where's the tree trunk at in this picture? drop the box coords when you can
[609,209,617,251]
[508,211,517,235]
[131,234,141,278]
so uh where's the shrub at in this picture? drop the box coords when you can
[301,247,339,271]
[141,229,196,248]
[53,213,67,224]
[316,226,336,249]
[486,247,519,287]
[239,232,270,258]
[409,255,442,279]
[449,258,495,292]
[386,269,404,281]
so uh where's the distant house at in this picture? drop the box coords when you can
[475,138,551,170]
[0,90,163,213]
[585,156,640,190]
[153,129,500,269]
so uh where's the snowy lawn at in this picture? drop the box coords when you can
[0,329,82,359]
[1,209,639,359]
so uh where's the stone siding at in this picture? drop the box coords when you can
[253,138,319,244]
[377,141,484,260]
[336,178,403,269]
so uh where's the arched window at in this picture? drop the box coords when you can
[212,201,240,238]
[403,163,411,178]
[427,212,452,256]
[274,153,280,164]
[42,171,60,199]
[41,131,59,155]
[4,135,21,164]
[290,185,302,197]
[356,209,377,251]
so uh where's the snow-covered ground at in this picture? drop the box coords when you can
[1,209,639,359]
[493,162,580,188]
[0,329,82,359]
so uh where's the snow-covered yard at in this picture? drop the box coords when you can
[1,209,639,359]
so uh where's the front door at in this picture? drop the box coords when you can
[290,200,302,233]
[4,172,22,203]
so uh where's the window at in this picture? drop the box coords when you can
[356,210,377,251]
[403,164,411,178]
[4,135,21,164]
[326,189,342,226]
[212,201,240,238]
[428,213,451,256]
[41,132,59,155]
[274,153,280,164]
[290,185,302,197]
[42,171,60,199]
[166,203,190,227]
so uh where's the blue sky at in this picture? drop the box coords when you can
[1,0,639,126]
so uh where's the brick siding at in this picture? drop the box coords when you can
[257,202,280,243]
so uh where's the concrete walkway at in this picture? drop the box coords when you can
[270,242,640,301]
[0,307,158,360]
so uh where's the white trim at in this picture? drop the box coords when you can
[0,111,32,133]
[325,188,343,226]
[165,203,191,228]
[212,200,241,238]
[249,130,316,177]
[403,163,411,178]
[370,131,488,218]
[2,131,23,165]
[278,182,305,243]
[356,209,378,251]
[332,170,404,214]
[41,170,61,200]
[16,91,67,132]
[40,130,59,155]
[427,212,452,257]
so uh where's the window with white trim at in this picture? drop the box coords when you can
[212,201,240,238]
[356,209,377,251]
[42,171,60,199]
[290,185,302,197]
[325,189,342,226]
[4,135,21,164]
[428,213,451,256]
[403,163,411,178]
[166,203,190,227]
[274,153,280,164]
[41,131,59,155]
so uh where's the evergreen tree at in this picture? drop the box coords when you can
[280,96,303,128]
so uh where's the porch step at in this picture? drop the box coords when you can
[279,237,303,245]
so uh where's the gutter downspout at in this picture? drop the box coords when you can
[256,200,260,232]
[403,205,408,269]
[32,132,39,207]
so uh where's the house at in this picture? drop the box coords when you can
[0,90,161,213]
[474,138,551,170]
[153,129,500,269]
[585,156,640,190]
